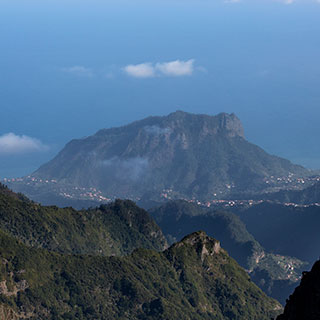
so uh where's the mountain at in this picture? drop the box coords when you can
[257,180,320,205]
[0,230,281,320]
[238,201,320,264]
[7,111,309,203]
[277,260,320,320]
[0,183,167,256]
[149,200,307,304]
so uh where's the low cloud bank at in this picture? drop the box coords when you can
[61,66,94,77]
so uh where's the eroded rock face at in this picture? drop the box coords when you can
[277,260,320,320]
[0,281,27,298]
[217,112,245,138]
[177,231,221,254]
[0,304,34,320]
[0,276,31,320]
[169,230,222,265]
[0,268,28,297]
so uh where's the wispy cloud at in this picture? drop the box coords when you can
[0,133,48,155]
[144,125,172,135]
[155,59,194,77]
[281,0,294,4]
[123,59,196,78]
[101,157,149,181]
[224,0,241,3]
[61,66,94,77]
[123,63,155,78]
[223,0,308,4]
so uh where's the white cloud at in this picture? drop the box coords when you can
[123,59,196,78]
[0,133,48,155]
[155,59,194,77]
[61,66,94,77]
[123,63,155,78]
[224,0,241,3]
[271,0,296,3]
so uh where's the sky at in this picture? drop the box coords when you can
[1,0,320,178]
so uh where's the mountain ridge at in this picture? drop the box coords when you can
[0,229,281,319]
[0,183,168,256]
[7,111,309,203]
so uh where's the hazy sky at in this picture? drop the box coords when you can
[1,0,320,178]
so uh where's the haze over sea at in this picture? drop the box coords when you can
[1,0,320,177]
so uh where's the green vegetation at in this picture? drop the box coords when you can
[0,184,167,256]
[0,230,281,320]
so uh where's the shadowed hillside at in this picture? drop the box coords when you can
[150,200,307,303]
[277,260,320,320]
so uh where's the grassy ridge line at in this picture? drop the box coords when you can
[0,230,281,320]
[0,184,167,256]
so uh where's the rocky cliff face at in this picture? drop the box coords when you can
[216,112,244,138]
[277,260,320,320]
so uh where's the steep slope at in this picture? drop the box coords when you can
[149,200,307,303]
[277,260,320,320]
[0,230,281,320]
[258,180,320,205]
[149,200,262,269]
[8,111,308,202]
[0,184,167,256]
[239,201,320,264]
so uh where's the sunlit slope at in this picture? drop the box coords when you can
[0,184,167,256]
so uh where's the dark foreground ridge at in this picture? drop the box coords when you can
[277,260,320,320]
[0,183,168,256]
[0,229,282,319]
